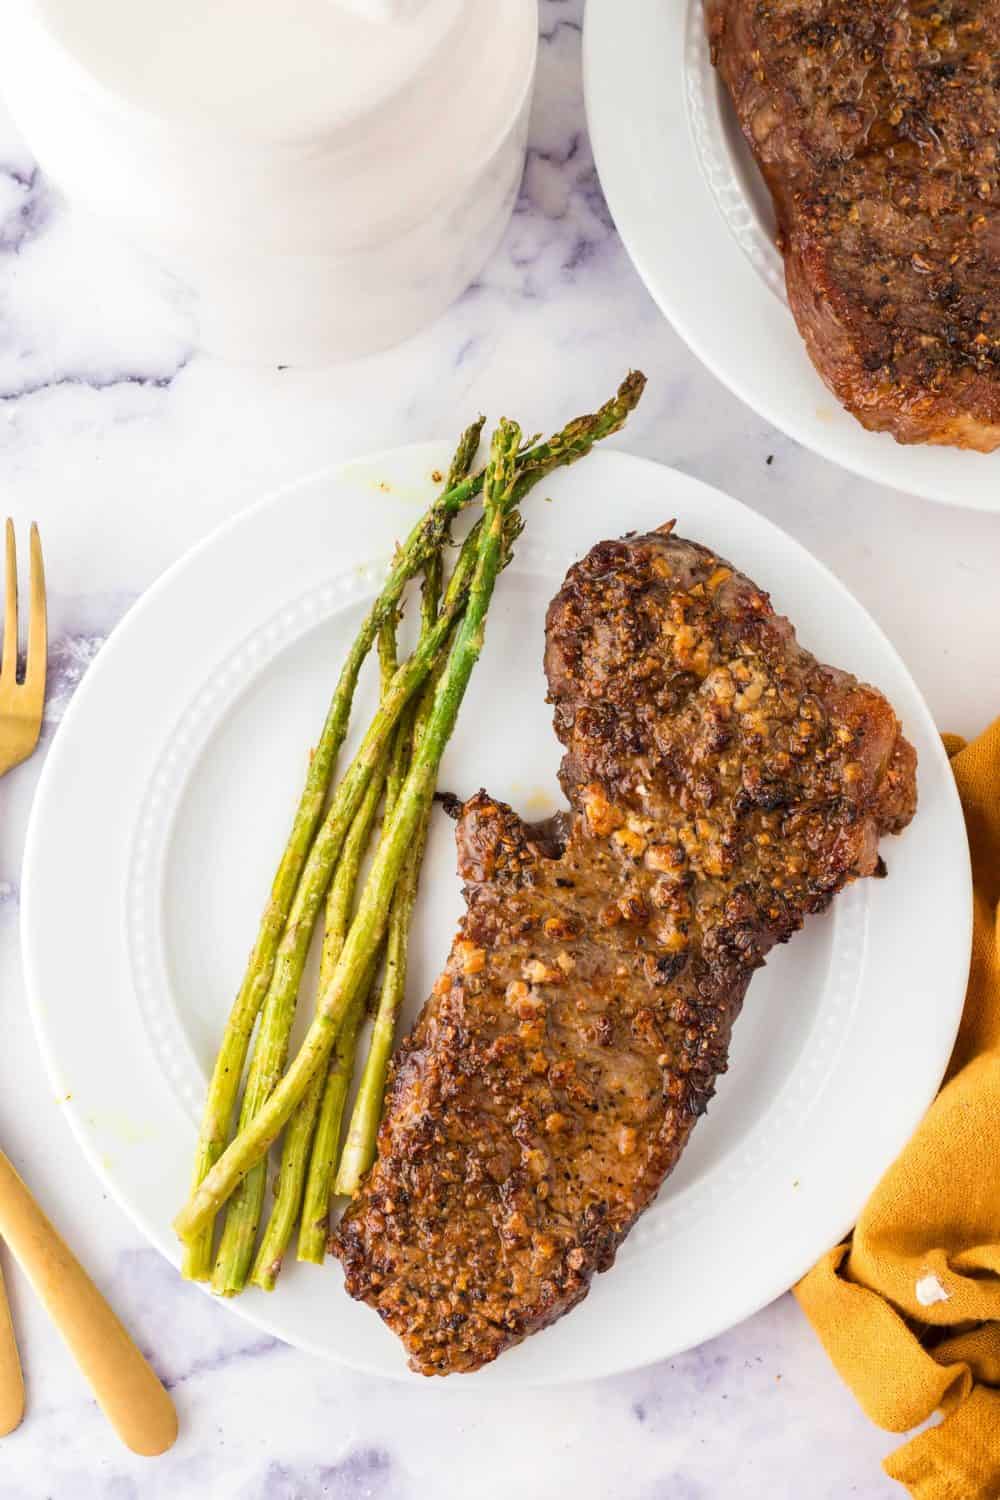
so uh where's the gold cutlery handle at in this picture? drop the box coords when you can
[0,1260,24,1435]
[0,1153,177,1455]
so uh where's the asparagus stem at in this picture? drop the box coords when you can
[246,763,386,1291]
[294,991,367,1264]
[334,798,430,1197]
[176,377,646,1247]
[295,734,409,1266]
[181,417,485,1280]
[174,420,524,1245]
[294,776,400,1265]
[333,558,444,1198]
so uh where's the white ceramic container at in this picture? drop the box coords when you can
[2,0,538,365]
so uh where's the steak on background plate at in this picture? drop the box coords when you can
[707,0,1000,449]
[333,527,917,1375]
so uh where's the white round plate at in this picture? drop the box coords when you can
[584,0,1000,511]
[22,448,970,1384]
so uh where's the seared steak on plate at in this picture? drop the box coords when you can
[707,0,1000,449]
[333,528,917,1375]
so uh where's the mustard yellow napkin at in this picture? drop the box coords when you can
[796,719,1000,1499]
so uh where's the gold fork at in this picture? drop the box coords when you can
[0,520,46,778]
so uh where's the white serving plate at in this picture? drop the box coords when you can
[21,447,971,1384]
[584,0,1000,511]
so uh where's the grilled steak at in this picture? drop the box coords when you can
[333,528,917,1375]
[707,0,1000,449]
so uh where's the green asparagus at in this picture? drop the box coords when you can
[246,758,386,1291]
[297,531,446,1255]
[181,417,485,1280]
[207,585,467,1293]
[174,420,524,1243]
[232,442,485,1290]
[253,483,464,1282]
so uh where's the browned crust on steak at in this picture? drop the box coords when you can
[332,529,917,1375]
[707,0,1000,449]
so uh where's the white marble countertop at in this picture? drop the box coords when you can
[0,5,996,1496]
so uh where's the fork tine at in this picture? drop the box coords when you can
[1,520,17,685]
[25,522,47,696]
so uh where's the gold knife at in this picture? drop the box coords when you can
[0,1152,177,1455]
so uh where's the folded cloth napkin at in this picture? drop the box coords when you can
[796,718,1000,1499]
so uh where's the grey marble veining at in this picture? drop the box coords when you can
[0,3,995,1496]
